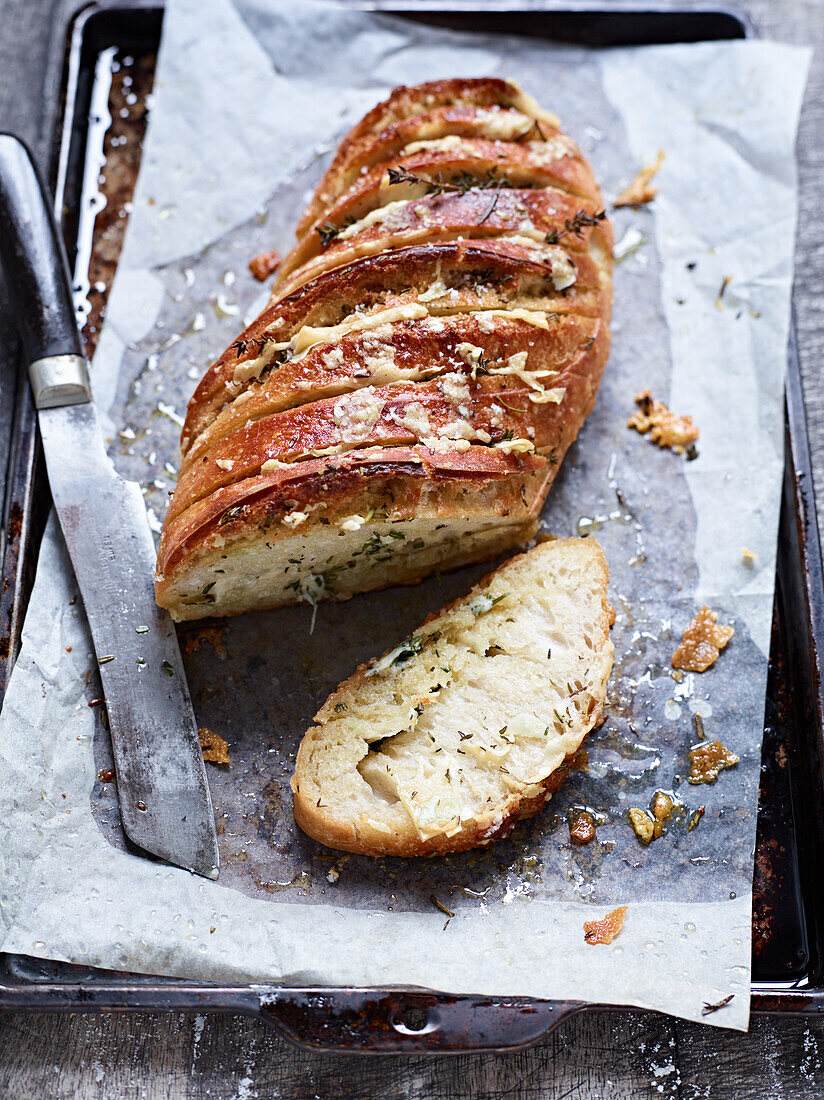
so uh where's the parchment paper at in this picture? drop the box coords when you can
[0,0,811,1031]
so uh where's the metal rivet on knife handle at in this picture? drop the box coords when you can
[28,353,91,409]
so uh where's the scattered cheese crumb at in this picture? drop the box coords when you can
[199,727,230,765]
[741,547,758,566]
[671,606,734,672]
[339,514,367,532]
[584,906,628,945]
[282,511,309,529]
[628,807,655,844]
[614,150,665,207]
[613,227,645,262]
[628,389,698,453]
[689,740,739,784]
[215,459,235,471]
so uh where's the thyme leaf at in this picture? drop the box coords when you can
[545,209,606,245]
[701,994,734,1016]
[316,221,340,248]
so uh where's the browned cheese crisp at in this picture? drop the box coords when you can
[672,606,734,672]
[628,389,699,453]
[614,150,665,207]
[584,906,628,945]
[689,740,739,784]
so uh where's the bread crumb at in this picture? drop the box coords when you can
[584,906,628,944]
[672,606,734,671]
[689,740,739,784]
[199,727,230,765]
[181,623,228,659]
[741,547,758,566]
[248,250,281,281]
[614,150,665,207]
[628,389,699,453]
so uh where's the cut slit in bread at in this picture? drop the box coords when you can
[296,78,562,235]
[291,537,612,856]
[179,240,602,455]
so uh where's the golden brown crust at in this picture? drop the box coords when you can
[180,240,595,454]
[157,444,547,583]
[292,754,576,858]
[158,79,612,622]
[297,77,560,235]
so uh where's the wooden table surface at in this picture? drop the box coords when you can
[1,1,823,1096]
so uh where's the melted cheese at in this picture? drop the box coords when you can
[473,309,551,332]
[401,135,466,156]
[332,388,386,442]
[335,199,413,241]
[495,437,536,454]
[473,108,535,141]
[487,351,566,404]
[526,135,576,162]
[290,303,429,356]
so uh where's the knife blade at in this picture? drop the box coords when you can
[0,133,219,879]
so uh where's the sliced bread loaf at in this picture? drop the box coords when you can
[291,537,612,856]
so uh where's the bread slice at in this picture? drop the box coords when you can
[184,311,605,464]
[276,137,601,292]
[276,187,609,299]
[180,240,600,455]
[295,77,562,236]
[155,445,548,620]
[291,537,612,856]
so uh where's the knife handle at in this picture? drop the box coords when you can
[0,132,90,407]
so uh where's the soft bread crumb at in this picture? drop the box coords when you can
[614,150,665,207]
[628,389,698,453]
[672,606,733,672]
[291,537,613,857]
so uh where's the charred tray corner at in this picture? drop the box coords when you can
[1,0,823,1053]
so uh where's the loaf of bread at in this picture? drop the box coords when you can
[292,537,612,856]
[155,79,613,620]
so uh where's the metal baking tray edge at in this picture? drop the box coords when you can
[0,0,823,1052]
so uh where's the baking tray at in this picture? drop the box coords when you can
[0,0,822,1052]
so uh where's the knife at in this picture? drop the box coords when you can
[0,133,219,879]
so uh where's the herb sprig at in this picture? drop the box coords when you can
[545,209,607,245]
[387,165,506,197]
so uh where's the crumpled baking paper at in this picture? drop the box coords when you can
[0,0,811,1031]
